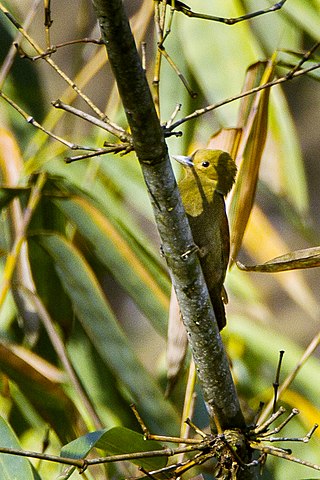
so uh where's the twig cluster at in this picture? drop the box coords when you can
[1,1,320,164]
[0,404,318,477]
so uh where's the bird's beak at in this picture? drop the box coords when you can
[171,155,194,167]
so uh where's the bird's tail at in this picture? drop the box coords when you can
[209,289,227,331]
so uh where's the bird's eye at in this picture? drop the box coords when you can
[202,161,210,167]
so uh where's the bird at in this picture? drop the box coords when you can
[172,148,237,330]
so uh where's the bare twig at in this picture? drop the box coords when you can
[0,91,99,151]
[0,443,201,469]
[15,37,104,60]
[130,404,200,444]
[44,0,52,47]
[168,61,320,131]
[65,143,132,163]
[259,409,299,437]
[272,350,285,413]
[253,407,286,435]
[0,2,124,138]
[0,0,41,87]
[169,0,287,25]
[286,41,320,78]
[52,99,129,141]
[259,330,320,424]
[158,45,197,98]
[252,443,320,471]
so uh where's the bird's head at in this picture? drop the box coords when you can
[172,149,237,195]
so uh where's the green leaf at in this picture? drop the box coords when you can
[0,342,81,444]
[62,426,167,470]
[36,233,179,433]
[97,427,167,469]
[53,195,169,336]
[0,416,37,480]
[237,246,320,272]
[61,429,107,460]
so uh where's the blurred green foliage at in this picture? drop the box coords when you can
[0,1,320,478]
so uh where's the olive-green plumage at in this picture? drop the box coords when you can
[173,149,237,330]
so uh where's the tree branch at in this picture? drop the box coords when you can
[90,0,246,434]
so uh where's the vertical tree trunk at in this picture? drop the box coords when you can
[90,1,257,477]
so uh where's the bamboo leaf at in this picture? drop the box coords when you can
[0,342,81,444]
[96,427,167,469]
[177,0,261,125]
[35,233,179,433]
[285,0,320,39]
[240,205,319,320]
[207,128,242,160]
[53,195,169,335]
[237,246,320,273]
[61,426,167,470]
[228,59,276,263]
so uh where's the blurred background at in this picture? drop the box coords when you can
[1,1,320,478]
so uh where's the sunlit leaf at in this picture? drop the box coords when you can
[267,86,308,213]
[228,59,275,263]
[237,246,320,273]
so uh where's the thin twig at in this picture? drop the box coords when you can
[0,0,41,88]
[168,61,320,131]
[0,443,201,469]
[0,91,99,151]
[272,350,285,413]
[165,103,182,128]
[171,0,287,25]
[258,330,320,424]
[259,409,299,437]
[286,41,320,78]
[15,37,104,60]
[158,45,197,98]
[252,443,320,471]
[130,404,200,444]
[52,99,129,141]
[0,2,124,138]
[65,144,132,163]
[253,407,286,435]
[44,0,52,48]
